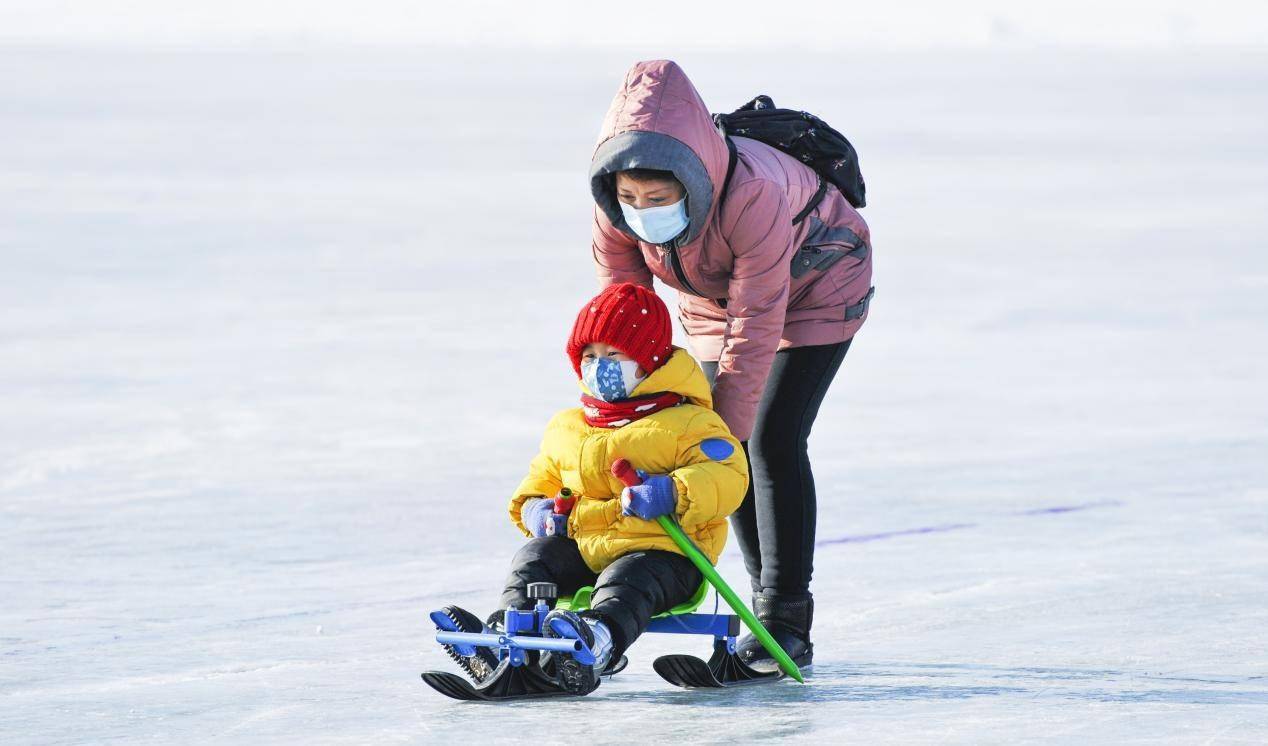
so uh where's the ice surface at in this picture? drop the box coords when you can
[2,45,1267,743]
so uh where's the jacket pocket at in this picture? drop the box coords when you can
[791,215,869,280]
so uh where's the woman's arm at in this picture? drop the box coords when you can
[592,204,653,288]
[712,179,795,441]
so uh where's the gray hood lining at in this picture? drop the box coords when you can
[589,130,715,247]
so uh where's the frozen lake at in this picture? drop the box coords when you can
[2,45,1267,743]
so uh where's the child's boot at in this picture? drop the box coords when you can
[543,609,613,695]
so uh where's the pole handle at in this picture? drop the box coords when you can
[553,487,575,515]
[611,458,641,488]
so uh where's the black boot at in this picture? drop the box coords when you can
[736,593,813,674]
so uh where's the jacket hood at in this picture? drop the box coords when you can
[578,347,713,409]
[589,60,729,248]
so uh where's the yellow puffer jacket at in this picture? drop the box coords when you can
[509,348,749,572]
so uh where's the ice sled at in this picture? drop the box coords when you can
[422,579,784,701]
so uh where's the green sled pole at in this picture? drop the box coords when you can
[611,459,805,684]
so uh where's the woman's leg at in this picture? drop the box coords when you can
[747,339,851,596]
[586,550,703,659]
[704,340,851,669]
[498,535,598,612]
[702,339,851,595]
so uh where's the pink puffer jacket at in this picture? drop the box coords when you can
[589,60,874,441]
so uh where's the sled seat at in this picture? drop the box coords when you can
[554,579,710,618]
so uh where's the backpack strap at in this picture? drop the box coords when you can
[844,286,875,321]
[792,177,828,226]
[705,137,740,311]
[716,136,738,212]
[719,136,826,227]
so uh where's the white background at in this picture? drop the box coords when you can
[3,1,1268,47]
[2,3,1267,743]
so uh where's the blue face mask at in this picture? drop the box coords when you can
[619,198,689,245]
[581,358,645,402]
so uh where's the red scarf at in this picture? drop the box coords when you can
[580,391,684,428]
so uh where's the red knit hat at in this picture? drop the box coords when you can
[566,283,674,377]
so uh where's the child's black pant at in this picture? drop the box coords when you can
[499,536,702,658]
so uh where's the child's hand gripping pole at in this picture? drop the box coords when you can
[553,487,576,516]
[611,459,805,683]
[544,488,575,537]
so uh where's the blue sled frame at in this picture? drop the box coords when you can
[423,591,784,699]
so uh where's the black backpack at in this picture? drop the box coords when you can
[714,95,867,210]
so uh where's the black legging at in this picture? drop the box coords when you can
[702,339,851,597]
[499,536,702,658]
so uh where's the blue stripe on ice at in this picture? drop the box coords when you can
[699,438,734,461]
[817,501,1123,547]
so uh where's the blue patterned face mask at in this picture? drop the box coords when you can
[581,358,645,402]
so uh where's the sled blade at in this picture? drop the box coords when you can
[704,638,787,686]
[602,654,629,677]
[422,671,490,701]
[653,655,727,688]
[423,658,580,701]
[654,639,790,689]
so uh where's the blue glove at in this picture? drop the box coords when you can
[621,475,678,520]
[521,498,568,538]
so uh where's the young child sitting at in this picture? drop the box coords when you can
[440,283,748,694]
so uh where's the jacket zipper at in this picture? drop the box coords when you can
[663,245,706,298]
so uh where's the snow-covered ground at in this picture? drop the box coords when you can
[2,45,1267,743]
